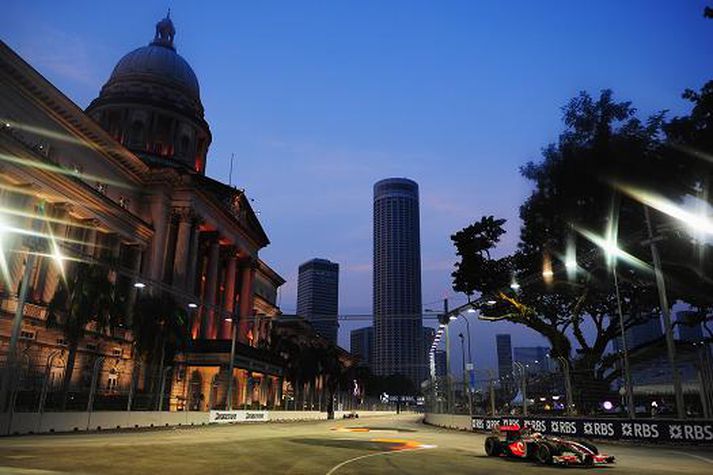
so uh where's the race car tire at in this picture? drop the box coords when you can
[484,437,501,456]
[535,443,553,465]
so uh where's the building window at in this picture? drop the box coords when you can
[112,348,122,357]
[107,369,118,391]
[56,338,67,346]
[19,330,36,340]
[86,343,98,351]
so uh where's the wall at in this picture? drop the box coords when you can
[423,413,473,431]
[0,410,398,436]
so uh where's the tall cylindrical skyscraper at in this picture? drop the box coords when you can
[373,178,424,384]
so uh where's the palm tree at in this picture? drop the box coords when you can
[47,260,121,409]
[131,292,188,407]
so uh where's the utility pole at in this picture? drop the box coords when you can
[643,206,685,419]
[613,266,636,419]
[459,333,467,415]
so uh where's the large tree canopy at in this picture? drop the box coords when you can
[452,87,713,411]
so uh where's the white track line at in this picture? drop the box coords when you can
[325,447,434,475]
[667,451,713,465]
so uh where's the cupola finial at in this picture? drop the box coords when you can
[152,11,176,49]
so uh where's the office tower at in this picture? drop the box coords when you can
[496,334,513,379]
[615,313,663,352]
[513,346,550,375]
[297,258,339,344]
[351,326,374,368]
[373,178,423,384]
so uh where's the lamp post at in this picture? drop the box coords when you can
[459,312,474,418]
[643,206,685,419]
[556,356,574,415]
[225,312,238,411]
[513,362,527,416]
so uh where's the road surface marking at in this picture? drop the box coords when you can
[667,451,713,465]
[325,442,436,475]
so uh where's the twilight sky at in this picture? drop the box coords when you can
[2,1,712,374]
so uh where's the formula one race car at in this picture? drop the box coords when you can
[484,425,615,466]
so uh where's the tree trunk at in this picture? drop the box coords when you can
[59,341,79,410]
[327,383,335,420]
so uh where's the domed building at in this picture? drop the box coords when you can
[0,14,287,417]
[86,13,211,173]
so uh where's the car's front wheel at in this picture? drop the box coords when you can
[535,444,553,465]
[484,437,501,457]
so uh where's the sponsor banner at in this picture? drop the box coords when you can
[471,416,713,444]
[209,410,270,423]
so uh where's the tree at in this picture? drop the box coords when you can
[47,260,122,409]
[131,292,189,402]
[452,89,710,412]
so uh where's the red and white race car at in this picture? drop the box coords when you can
[484,424,616,466]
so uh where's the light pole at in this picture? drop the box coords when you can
[643,206,685,419]
[224,312,239,411]
[458,333,468,415]
[612,264,636,419]
[459,309,475,416]
[1,205,51,413]
[513,362,527,416]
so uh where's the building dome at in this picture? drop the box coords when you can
[109,43,200,101]
[87,12,211,173]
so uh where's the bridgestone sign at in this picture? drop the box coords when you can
[209,410,269,423]
[471,416,713,444]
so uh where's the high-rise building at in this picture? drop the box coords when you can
[297,258,339,344]
[676,311,704,342]
[350,326,374,368]
[496,334,513,379]
[373,178,424,384]
[513,346,550,375]
[614,313,663,352]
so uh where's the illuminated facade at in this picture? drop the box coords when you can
[0,15,285,411]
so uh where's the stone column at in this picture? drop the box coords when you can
[82,219,100,261]
[237,258,257,345]
[185,218,202,295]
[40,203,71,303]
[7,191,34,291]
[146,194,169,282]
[171,207,193,290]
[219,248,238,339]
[201,238,220,339]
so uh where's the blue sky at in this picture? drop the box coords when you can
[2,1,712,372]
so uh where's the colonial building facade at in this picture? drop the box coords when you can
[0,14,285,411]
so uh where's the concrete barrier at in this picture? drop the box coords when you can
[1,410,399,436]
[424,413,473,431]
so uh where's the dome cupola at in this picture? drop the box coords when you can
[86,11,211,173]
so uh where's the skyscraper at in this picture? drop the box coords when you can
[513,346,551,375]
[373,178,423,384]
[496,334,513,379]
[350,326,374,368]
[297,258,339,344]
[614,313,663,352]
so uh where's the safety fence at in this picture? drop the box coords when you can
[0,351,393,417]
[424,342,713,420]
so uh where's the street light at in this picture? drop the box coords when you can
[133,282,146,289]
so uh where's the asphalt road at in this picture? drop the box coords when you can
[0,414,711,474]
